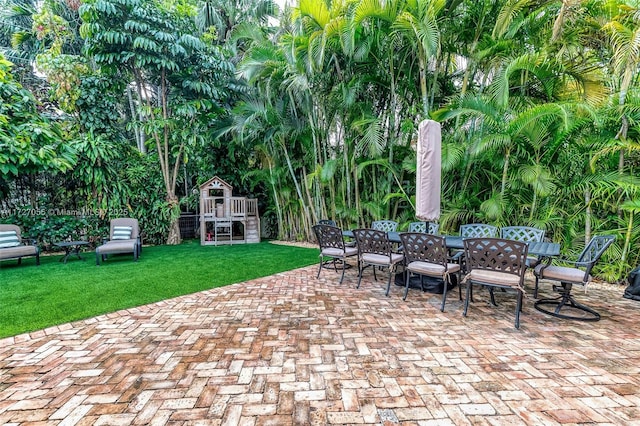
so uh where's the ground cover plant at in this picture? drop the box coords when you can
[0,240,318,338]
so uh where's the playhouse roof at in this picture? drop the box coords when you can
[199,176,232,191]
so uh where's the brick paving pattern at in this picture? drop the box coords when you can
[1,265,639,425]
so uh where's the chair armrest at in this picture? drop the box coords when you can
[544,256,579,267]
[450,251,464,260]
[21,238,38,247]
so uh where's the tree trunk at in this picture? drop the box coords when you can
[621,211,633,277]
[167,218,181,245]
[500,147,510,199]
[127,85,146,153]
[280,139,308,226]
[166,194,182,245]
[584,187,591,245]
[418,49,429,117]
[354,156,362,227]
[303,168,318,235]
[268,161,284,240]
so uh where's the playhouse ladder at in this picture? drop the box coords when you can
[214,219,232,244]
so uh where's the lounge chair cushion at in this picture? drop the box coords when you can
[0,244,38,259]
[96,240,137,255]
[0,230,21,248]
[112,226,133,240]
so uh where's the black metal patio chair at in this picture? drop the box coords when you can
[400,232,461,311]
[313,224,357,284]
[501,226,546,267]
[371,220,399,232]
[353,228,404,296]
[533,235,615,321]
[408,221,440,235]
[463,237,529,329]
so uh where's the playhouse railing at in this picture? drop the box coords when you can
[202,197,259,219]
[247,199,258,217]
[231,198,245,218]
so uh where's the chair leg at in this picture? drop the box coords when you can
[96,251,100,266]
[534,276,540,299]
[534,282,600,321]
[514,290,523,329]
[441,276,449,312]
[316,256,323,279]
[17,257,22,265]
[463,281,472,317]
[339,258,347,284]
[385,266,393,296]
[36,254,40,266]
[489,288,498,306]
[356,261,364,289]
[403,270,411,300]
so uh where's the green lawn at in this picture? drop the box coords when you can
[0,240,319,338]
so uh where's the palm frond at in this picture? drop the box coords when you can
[519,164,556,197]
[352,116,385,157]
[492,0,533,39]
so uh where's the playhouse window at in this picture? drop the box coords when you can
[208,189,223,198]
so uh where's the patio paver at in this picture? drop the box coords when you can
[1,265,639,425]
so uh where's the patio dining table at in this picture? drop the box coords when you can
[342,230,561,258]
[342,230,561,294]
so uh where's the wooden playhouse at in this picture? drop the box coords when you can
[199,176,260,245]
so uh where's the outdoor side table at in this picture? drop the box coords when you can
[54,241,89,264]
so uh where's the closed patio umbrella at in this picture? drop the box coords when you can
[415,119,441,224]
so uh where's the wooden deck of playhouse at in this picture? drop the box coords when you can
[199,176,260,246]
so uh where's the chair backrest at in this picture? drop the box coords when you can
[460,223,498,238]
[408,221,440,234]
[0,224,23,248]
[501,226,545,242]
[463,237,528,278]
[110,218,139,240]
[353,228,394,256]
[0,224,22,239]
[318,219,337,227]
[576,235,615,270]
[400,232,447,265]
[371,220,398,232]
[313,224,345,250]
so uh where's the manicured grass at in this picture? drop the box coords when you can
[0,240,319,338]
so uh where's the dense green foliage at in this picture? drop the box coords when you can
[0,57,75,177]
[1,0,640,282]
[230,0,640,282]
[0,241,318,337]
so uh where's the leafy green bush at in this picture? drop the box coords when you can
[3,211,106,250]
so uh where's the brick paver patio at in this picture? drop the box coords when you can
[1,265,639,425]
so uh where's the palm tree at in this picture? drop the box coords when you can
[196,0,277,45]
[391,0,444,116]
